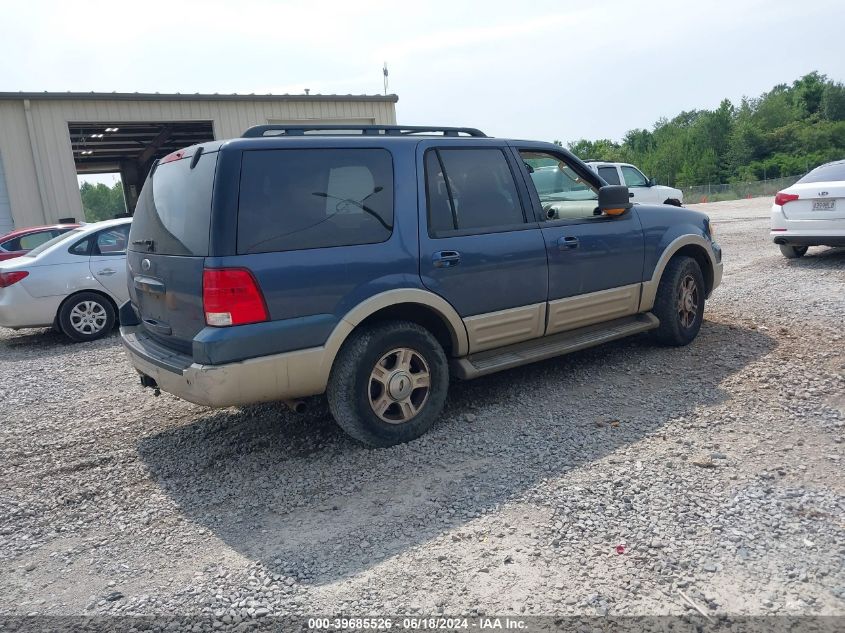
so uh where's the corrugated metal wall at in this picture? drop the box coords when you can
[0,150,13,235]
[0,96,397,229]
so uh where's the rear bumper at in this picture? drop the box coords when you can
[0,284,60,329]
[770,231,845,247]
[120,325,329,407]
[771,206,845,245]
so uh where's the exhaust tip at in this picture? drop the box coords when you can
[284,399,307,414]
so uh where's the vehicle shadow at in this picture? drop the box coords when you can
[137,320,774,587]
[787,246,845,268]
[0,327,121,361]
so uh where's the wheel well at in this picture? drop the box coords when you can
[356,303,457,356]
[56,289,119,325]
[671,245,713,294]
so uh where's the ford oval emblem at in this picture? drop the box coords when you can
[141,258,151,272]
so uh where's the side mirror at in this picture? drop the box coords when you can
[647,177,656,187]
[598,185,633,216]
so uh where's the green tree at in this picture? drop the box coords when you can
[558,71,845,187]
[80,181,126,222]
[821,82,845,121]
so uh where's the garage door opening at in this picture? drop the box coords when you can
[76,172,126,223]
[69,121,214,214]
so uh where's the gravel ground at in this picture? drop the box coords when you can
[0,197,843,624]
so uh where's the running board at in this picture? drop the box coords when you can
[451,313,660,379]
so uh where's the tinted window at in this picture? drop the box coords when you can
[425,148,524,234]
[0,237,20,251]
[94,224,130,255]
[597,166,621,185]
[798,161,845,184]
[621,166,648,187]
[237,149,393,254]
[521,151,599,221]
[130,151,218,256]
[69,236,92,256]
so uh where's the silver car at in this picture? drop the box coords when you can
[0,218,131,341]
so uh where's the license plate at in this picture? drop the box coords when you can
[812,200,836,211]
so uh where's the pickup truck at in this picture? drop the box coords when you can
[585,161,683,206]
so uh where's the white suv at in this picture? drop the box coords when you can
[771,159,845,258]
[586,161,683,206]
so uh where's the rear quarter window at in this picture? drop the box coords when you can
[237,148,394,254]
[129,151,218,256]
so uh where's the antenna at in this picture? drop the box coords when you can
[383,62,389,96]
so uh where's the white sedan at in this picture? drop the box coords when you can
[771,159,845,258]
[0,218,131,341]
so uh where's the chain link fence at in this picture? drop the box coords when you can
[681,175,803,203]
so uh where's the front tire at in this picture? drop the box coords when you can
[58,292,115,342]
[651,256,705,346]
[663,198,683,207]
[327,321,449,447]
[779,244,808,259]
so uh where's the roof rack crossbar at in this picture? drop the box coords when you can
[242,124,487,138]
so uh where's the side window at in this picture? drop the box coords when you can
[18,232,55,250]
[597,166,621,185]
[425,148,525,235]
[621,166,648,187]
[94,225,130,255]
[520,151,599,221]
[237,148,394,254]
[69,237,93,256]
[0,238,20,252]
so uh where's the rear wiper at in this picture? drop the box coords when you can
[132,239,155,252]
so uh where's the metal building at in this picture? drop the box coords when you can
[0,92,398,233]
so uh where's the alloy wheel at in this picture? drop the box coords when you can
[368,347,431,424]
[677,275,699,329]
[69,300,108,335]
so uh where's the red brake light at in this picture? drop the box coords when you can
[774,192,799,207]
[203,268,268,327]
[0,271,28,288]
[160,149,186,164]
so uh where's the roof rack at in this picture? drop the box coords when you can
[241,124,487,138]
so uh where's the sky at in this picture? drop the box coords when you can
[1,0,843,186]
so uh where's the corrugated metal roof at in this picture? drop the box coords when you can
[0,91,398,103]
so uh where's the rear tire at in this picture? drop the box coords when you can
[779,244,808,259]
[58,292,115,342]
[651,255,705,346]
[327,321,449,447]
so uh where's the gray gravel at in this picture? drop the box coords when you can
[0,197,843,621]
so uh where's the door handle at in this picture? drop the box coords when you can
[97,268,117,276]
[629,192,635,198]
[432,250,461,268]
[557,236,580,250]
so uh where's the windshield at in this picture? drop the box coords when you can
[25,228,85,257]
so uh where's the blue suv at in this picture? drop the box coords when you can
[120,125,722,447]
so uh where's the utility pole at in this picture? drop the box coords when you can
[383,63,389,96]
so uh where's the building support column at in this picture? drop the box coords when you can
[22,99,50,223]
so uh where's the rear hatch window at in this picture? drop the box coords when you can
[127,149,218,354]
[129,150,218,255]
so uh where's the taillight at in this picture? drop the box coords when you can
[774,191,799,207]
[160,149,186,164]
[202,268,268,327]
[0,271,29,288]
